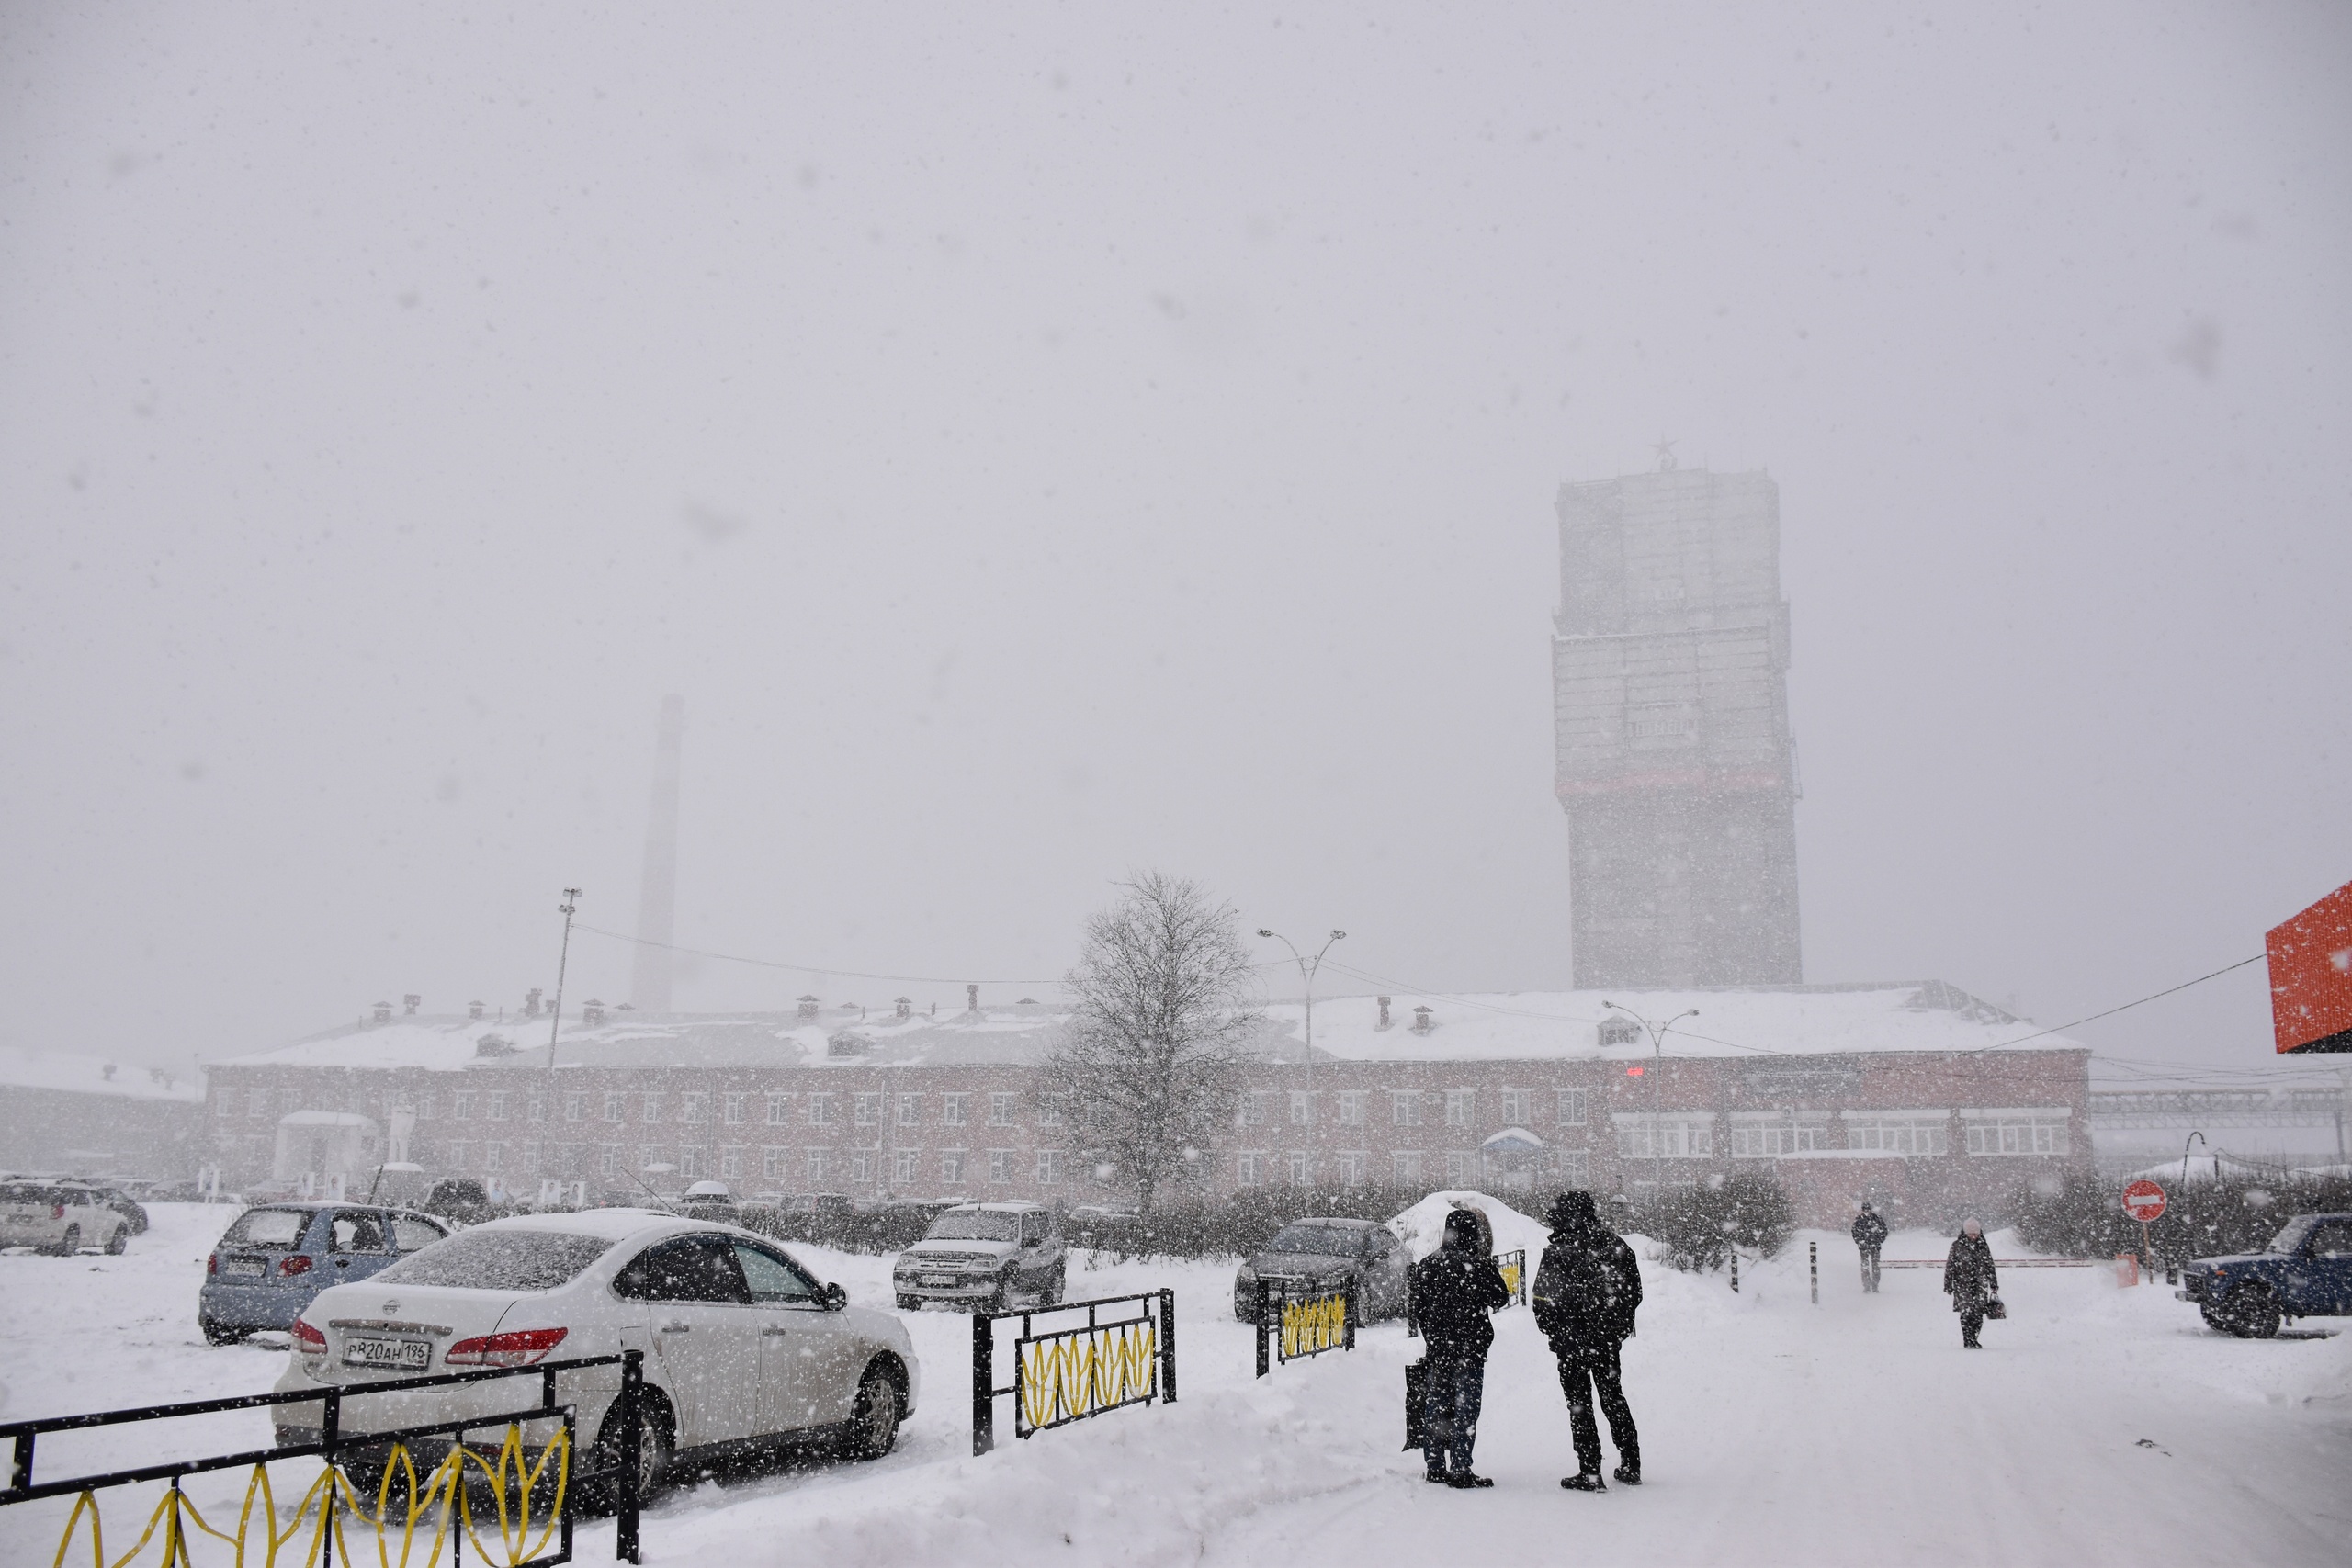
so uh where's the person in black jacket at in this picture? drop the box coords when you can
[1532,1190,1643,1491]
[1408,1208,1510,1488]
[1943,1219,1999,1348]
[1851,1202,1890,1293]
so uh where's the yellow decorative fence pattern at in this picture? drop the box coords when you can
[1016,1319,1159,1433]
[1278,1292,1348,1359]
[1498,1255,1523,1303]
[46,1423,570,1568]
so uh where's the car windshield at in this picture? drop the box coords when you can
[374,1229,615,1291]
[2267,1217,2317,1255]
[1266,1225,1363,1258]
[924,1211,1022,1243]
[223,1209,311,1250]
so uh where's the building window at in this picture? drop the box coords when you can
[214,1090,234,1119]
[248,1089,270,1116]
[1391,1151,1423,1183]
[1037,1150,1064,1185]
[807,1148,830,1183]
[641,1094,662,1124]
[1336,1151,1367,1187]
[1445,1151,1470,1182]
[989,1094,1016,1128]
[486,1092,508,1122]
[453,1092,479,1122]
[416,1093,438,1122]
[723,1093,747,1125]
[763,1147,788,1181]
[896,1095,920,1128]
[854,1094,882,1128]
[944,1093,967,1127]
[1236,1152,1263,1188]
[1244,1092,1273,1128]
[680,1148,705,1179]
[638,1145,661,1174]
[1338,1091,1366,1127]
[1290,1091,1314,1126]
[1964,1116,2069,1156]
[681,1093,707,1125]
[446,1141,470,1169]
[850,1151,873,1184]
[600,1145,621,1175]
[1728,1115,1829,1157]
[989,1149,1012,1184]
[765,1092,791,1125]
[808,1095,836,1127]
[1445,1090,1474,1129]
[526,1093,547,1123]
[1556,1150,1589,1187]
[281,1090,303,1115]
[1499,1089,1530,1126]
[941,1150,966,1185]
[1288,1151,1312,1187]
[893,1149,919,1184]
[1847,1115,1951,1156]
[1392,1092,1421,1128]
[720,1146,744,1179]
[605,1093,627,1123]
[565,1093,587,1122]
[1038,1095,1066,1129]
[1556,1089,1588,1127]
[1613,1113,1714,1159]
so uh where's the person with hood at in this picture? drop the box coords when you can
[1532,1190,1644,1491]
[1408,1207,1511,1488]
[1943,1219,1999,1348]
[1851,1201,1890,1293]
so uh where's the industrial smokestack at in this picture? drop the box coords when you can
[631,694,685,1014]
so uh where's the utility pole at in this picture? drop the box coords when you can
[548,889,582,1074]
[1605,1002,1699,1212]
[1258,928,1346,1093]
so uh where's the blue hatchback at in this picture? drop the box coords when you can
[199,1202,452,1345]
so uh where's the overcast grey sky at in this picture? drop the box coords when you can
[3,2,2347,1079]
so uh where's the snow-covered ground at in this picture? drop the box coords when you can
[3,1202,2347,1565]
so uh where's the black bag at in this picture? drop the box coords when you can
[1403,1359,1427,1451]
[1984,1298,2007,1321]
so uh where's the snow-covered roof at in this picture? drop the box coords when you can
[219,981,2077,1077]
[0,1047,204,1102]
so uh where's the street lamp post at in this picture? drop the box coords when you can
[1604,1002,1699,1215]
[1259,929,1346,1094]
[547,888,581,1075]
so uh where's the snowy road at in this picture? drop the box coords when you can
[2,1205,2346,1566]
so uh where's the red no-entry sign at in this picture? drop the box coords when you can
[2121,1179,2167,1223]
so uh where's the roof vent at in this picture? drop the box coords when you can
[372,1001,393,1024]
[1376,997,1393,1029]
[582,999,607,1027]
[1411,1006,1434,1033]
[101,1063,116,1081]
[1598,1016,1642,1048]
[895,997,912,1020]
[469,1000,486,1020]
[403,994,422,1016]
[524,987,544,1019]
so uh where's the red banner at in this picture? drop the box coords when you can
[2268,878,2352,1054]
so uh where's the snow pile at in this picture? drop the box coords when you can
[1386,1190,1551,1261]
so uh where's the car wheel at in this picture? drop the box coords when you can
[987,1275,1011,1314]
[896,1294,921,1312]
[105,1226,128,1256]
[2225,1288,2282,1339]
[1041,1269,1065,1307]
[54,1224,80,1257]
[200,1316,243,1347]
[590,1391,675,1511]
[842,1362,903,1461]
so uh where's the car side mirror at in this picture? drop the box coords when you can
[822,1281,848,1311]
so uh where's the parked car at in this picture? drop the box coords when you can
[771,1193,856,1246]
[2176,1212,2352,1337]
[200,1202,452,1345]
[891,1201,1066,1311]
[1232,1217,1410,1323]
[270,1211,917,1500]
[0,1180,131,1256]
[678,1181,740,1226]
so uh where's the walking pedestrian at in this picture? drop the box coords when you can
[1532,1190,1643,1492]
[1408,1208,1510,1488]
[1943,1219,1999,1348]
[1852,1201,1889,1293]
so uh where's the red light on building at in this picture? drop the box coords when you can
[2268,878,2352,1054]
[1625,1066,1645,1077]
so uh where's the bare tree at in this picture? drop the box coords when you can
[1035,872,1260,1221]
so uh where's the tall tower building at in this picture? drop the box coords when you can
[629,694,685,1014]
[1553,457,1802,987]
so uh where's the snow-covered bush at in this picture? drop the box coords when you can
[1638,1171,1792,1272]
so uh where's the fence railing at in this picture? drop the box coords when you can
[1497,1249,1528,1306]
[1252,1279,1355,1377]
[0,1349,646,1566]
[972,1291,1176,1455]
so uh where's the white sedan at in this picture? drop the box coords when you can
[271,1209,917,1495]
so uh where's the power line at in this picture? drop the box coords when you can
[1974,954,2267,1052]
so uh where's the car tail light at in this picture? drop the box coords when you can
[279,1255,313,1277]
[51,1204,64,1220]
[445,1327,569,1368]
[291,1317,327,1353]
[207,1252,219,1276]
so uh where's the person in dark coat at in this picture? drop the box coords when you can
[1851,1202,1890,1294]
[1942,1219,1999,1348]
[1408,1208,1510,1488]
[1532,1190,1644,1491]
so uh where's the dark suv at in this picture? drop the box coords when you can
[1233,1218,1409,1322]
[2177,1213,2352,1337]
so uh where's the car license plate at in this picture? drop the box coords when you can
[224,1257,267,1278]
[923,1275,958,1287]
[343,1337,431,1371]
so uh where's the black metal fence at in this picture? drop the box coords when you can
[0,1350,647,1566]
[1252,1279,1356,1378]
[972,1290,1176,1455]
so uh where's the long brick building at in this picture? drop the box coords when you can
[202,982,2089,1229]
